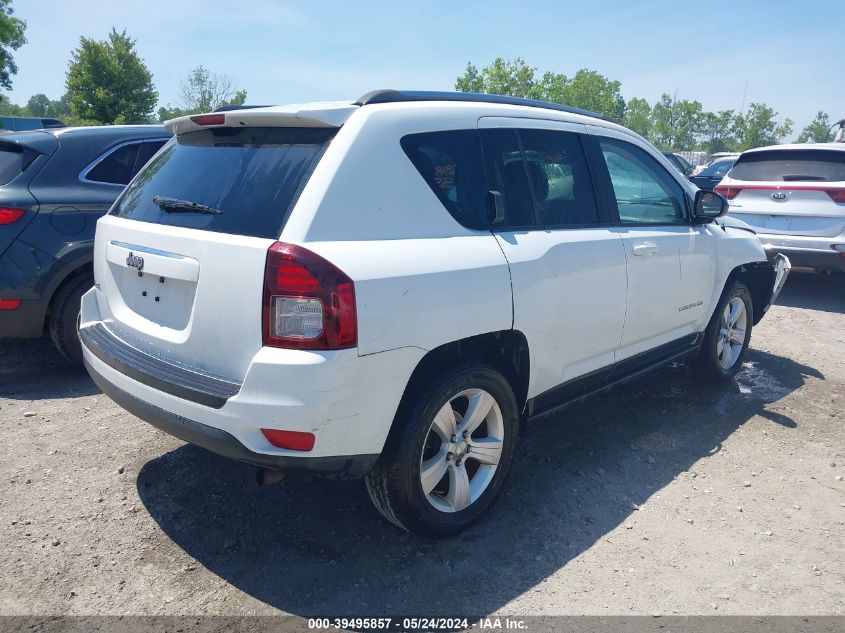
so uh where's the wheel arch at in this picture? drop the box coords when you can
[385,330,530,449]
[722,261,776,325]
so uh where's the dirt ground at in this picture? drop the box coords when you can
[1,270,843,618]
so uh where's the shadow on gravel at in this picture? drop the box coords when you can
[0,337,98,400]
[776,269,845,314]
[137,348,822,616]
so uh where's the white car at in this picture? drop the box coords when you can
[715,144,845,273]
[78,91,790,537]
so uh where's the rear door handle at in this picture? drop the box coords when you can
[633,242,659,256]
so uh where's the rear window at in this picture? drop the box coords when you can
[0,147,24,186]
[111,127,336,238]
[731,150,845,182]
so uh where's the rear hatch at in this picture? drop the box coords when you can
[0,132,59,256]
[717,148,845,237]
[93,114,344,382]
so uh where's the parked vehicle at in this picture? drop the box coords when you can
[715,143,845,273]
[662,151,693,176]
[0,125,171,363]
[78,91,790,537]
[0,116,66,132]
[690,152,740,177]
[690,156,737,190]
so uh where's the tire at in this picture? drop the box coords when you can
[48,274,93,367]
[365,363,519,538]
[694,280,753,382]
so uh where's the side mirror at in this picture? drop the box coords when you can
[693,189,728,223]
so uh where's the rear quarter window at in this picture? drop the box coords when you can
[731,150,845,182]
[111,127,336,238]
[400,130,487,230]
[0,147,25,186]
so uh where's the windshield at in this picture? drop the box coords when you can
[110,127,336,238]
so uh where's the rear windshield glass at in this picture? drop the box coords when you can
[111,127,336,238]
[0,147,24,186]
[730,150,845,182]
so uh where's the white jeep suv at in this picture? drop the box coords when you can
[79,91,790,537]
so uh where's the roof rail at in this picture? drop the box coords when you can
[354,90,610,122]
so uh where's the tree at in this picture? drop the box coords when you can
[734,103,793,150]
[0,0,25,90]
[158,66,247,121]
[797,111,831,144]
[699,110,737,153]
[650,94,703,150]
[455,57,538,98]
[65,28,158,124]
[623,97,653,138]
[26,93,50,117]
[455,59,625,120]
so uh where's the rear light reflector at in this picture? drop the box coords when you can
[189,113,225,126]
[262,242,357,350]
[827,190,845,203]
[0,299,21,310]
[261,428,315,451]
[0,207,25,224]
[713,185,741,200]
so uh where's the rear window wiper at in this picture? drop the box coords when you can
[782,175,825,182]
[153,195,223,215]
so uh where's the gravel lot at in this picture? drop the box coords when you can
[1,270,843,618]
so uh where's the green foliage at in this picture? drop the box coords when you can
[157,65,247,121]
[796,111,831,144]
[65,28,158,124]
[734,103,793,150]
[455,57,803,151]
[0,0,26,90]
[623,97,653,139]
[455,58,625,121]
[650,94,704,151]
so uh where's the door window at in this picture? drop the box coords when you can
[133,140,167,177]
[600,138,687,224]
[480,128,599,228]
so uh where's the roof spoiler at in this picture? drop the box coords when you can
[164,102,359,135]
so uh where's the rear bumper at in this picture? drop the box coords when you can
[758,233,845,272]
[78,287,423,477]
[84,356,378,478]
[0,299,45,338]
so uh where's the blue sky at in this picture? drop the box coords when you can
[8,0,843,135]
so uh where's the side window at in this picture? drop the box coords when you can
[85,143,142,185]
[400,130,487,230]
[599,138,687,225]
[480,128,599,228]
[133,140,167,177]
[479,128,534,227]
[518,128,599,226]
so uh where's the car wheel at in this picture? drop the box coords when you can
[48,274,94,368]
[695,280,753,382]
[365,364,519,537]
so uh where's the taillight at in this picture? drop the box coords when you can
[189,113,225,126]
[827,190,845,203]
[262,242,357,350]
[0,207,25,224]
[713,185,741,200]
[261,428,315,451]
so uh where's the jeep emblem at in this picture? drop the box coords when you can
[771,192,787,201]
[126,252,144,271]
